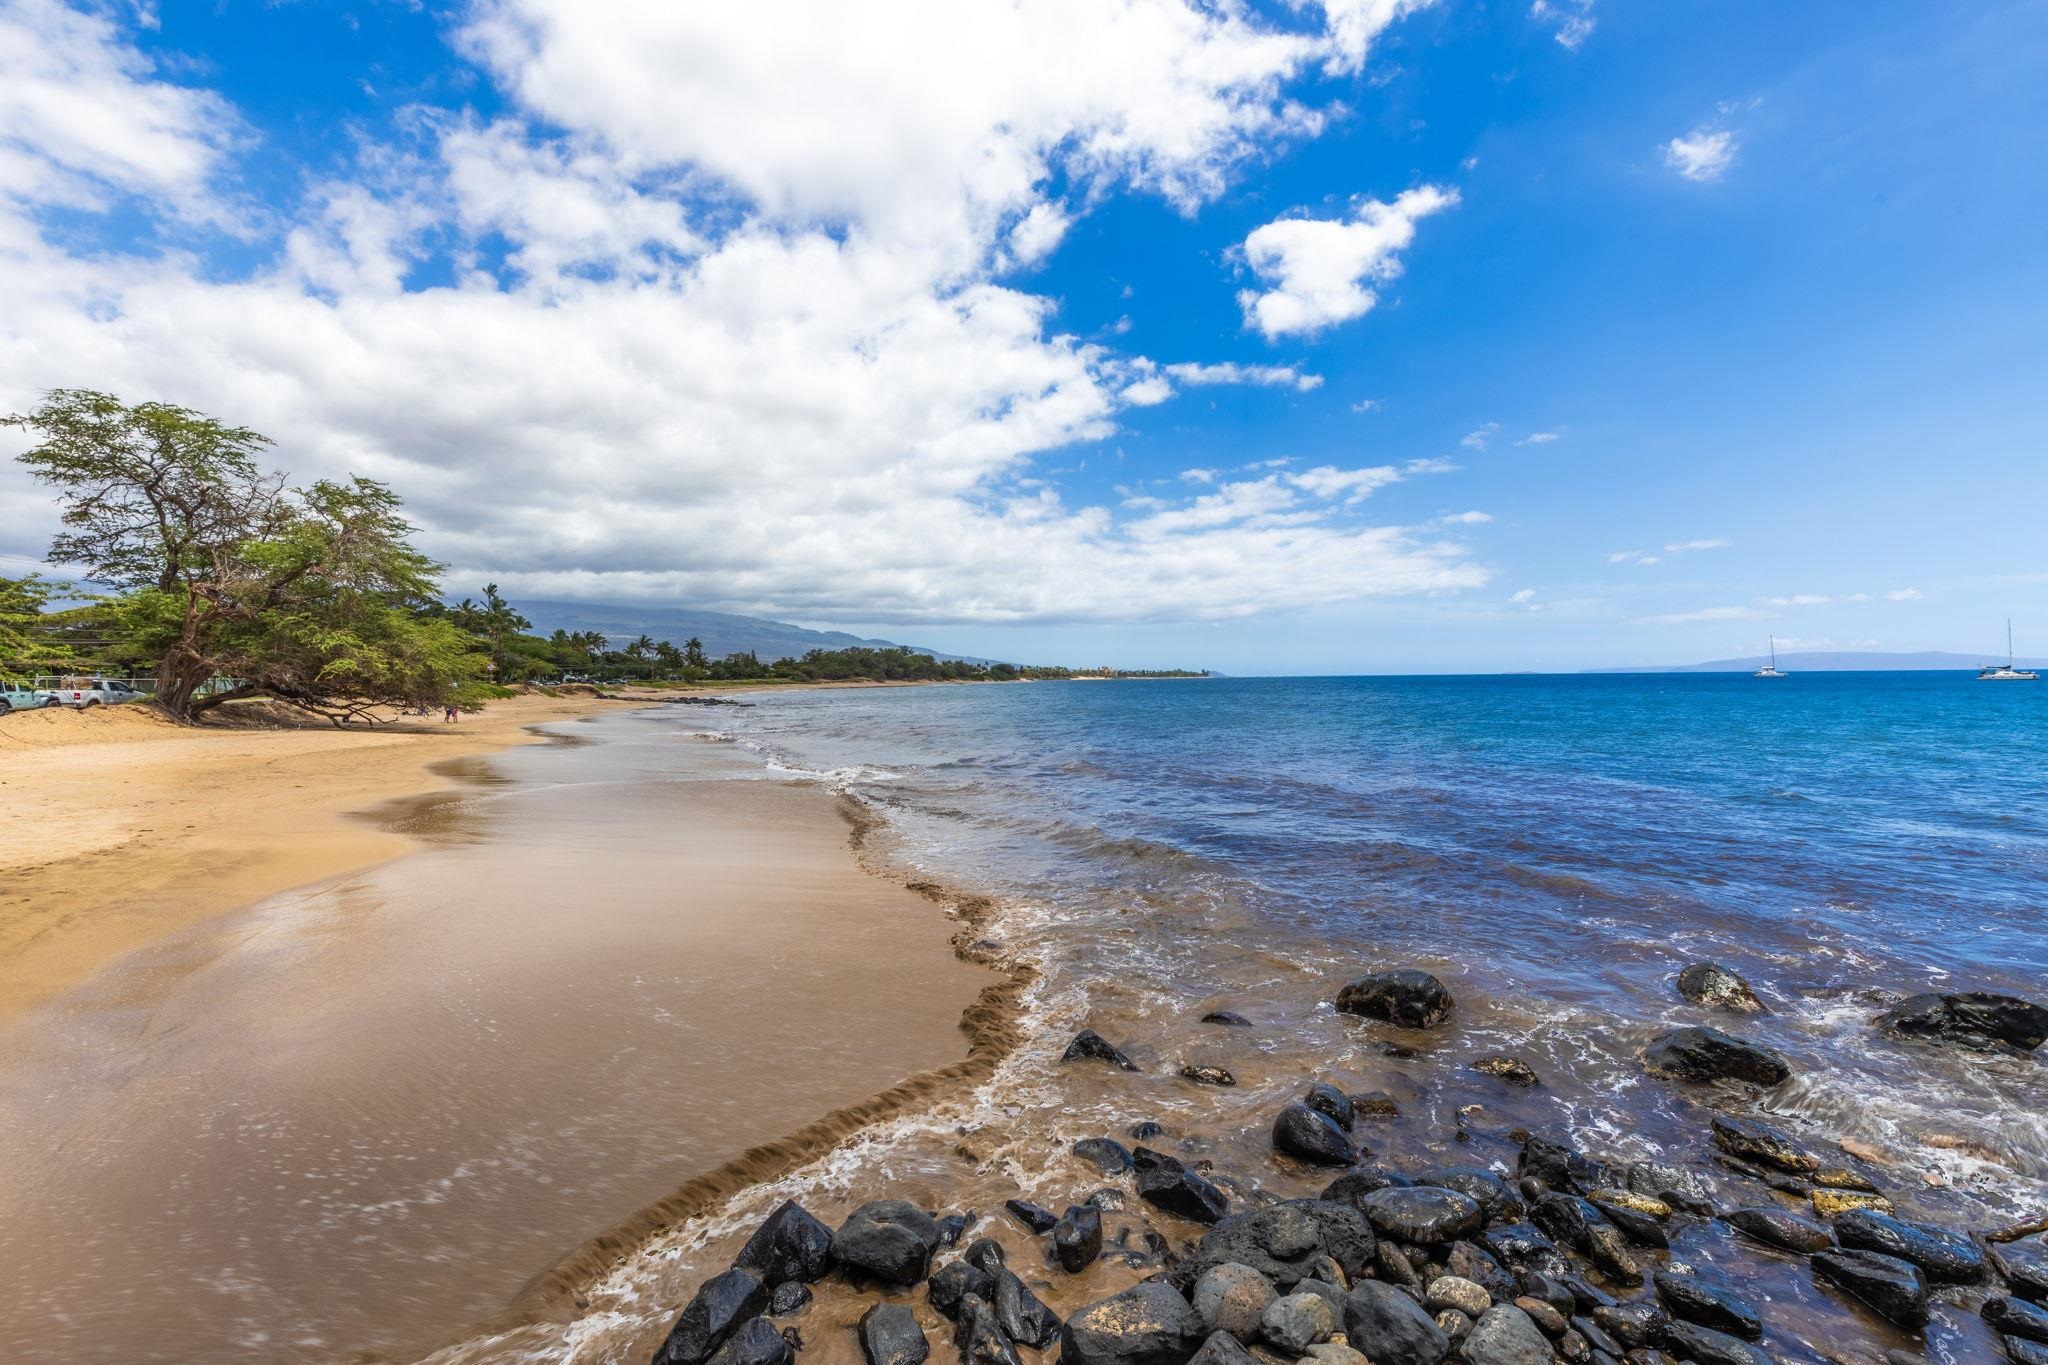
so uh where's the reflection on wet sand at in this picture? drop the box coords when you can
[0,710,990,1362]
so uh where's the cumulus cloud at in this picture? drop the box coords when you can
[0,0,1484,625]
[1886,587,1923,600]
[1236,184,1458,338]
[1664,128,1738,183]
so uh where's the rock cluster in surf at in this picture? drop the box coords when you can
[645,964,2048,1365]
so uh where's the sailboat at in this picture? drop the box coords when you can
[1753,636,1787,678]
[1977,620,2039,681]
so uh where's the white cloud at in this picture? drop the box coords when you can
[1289,464,1405,503]
[1317,0,1438,74]
[1435,510,1491,525]
[1664,128,1738,183]
[1461,421,1499,450]
[1350,397,1381,412]
[1162,361,1323,392]
[1180,467,1219,483]
[1663,538,1730,553]
[1763,594,1829,606]
[1846,592,1872,602]
[1887,587,1923,601]
[1236,184,1458,338]
[1509,588,1535,603]
[1635,605,1766,625]
[1515,430,1560,445]
[0,0,1481,626]
[1605,549,1644,564]
[1528,0,1596,49]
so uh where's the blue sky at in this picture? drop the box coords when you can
[2,0,2043,673]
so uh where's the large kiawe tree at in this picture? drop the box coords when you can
[7,389,484,722]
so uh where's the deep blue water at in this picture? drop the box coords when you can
[701,671,2048,1205]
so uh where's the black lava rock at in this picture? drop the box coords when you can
[1134,1146,1230,1224]
[1064,1029,1139,1070]
[1060,1279,1206,1365]
[1273,1102,1359,1166]
[1419,1167,1525,1222]
[1710,1115,1818,1172]
[935,1212,974,1247]
[768,1282,811,1317]
[1625,1160,1714,1214]
[1719,1206,1834,1254]
[1471,1056,1541,1087]
[1812,1248,1931,1329]
[734,1200,838,1287]
[1520,1134,1619,1196]
[1344,1279,1451,1365]
[1074,1137,1135,1174]
[994,1266,1062,1348]
[706,1315,792,1365]
[834,1201,943,1287]
[1129,1120,1165,1141]
[1676,962,1768,1014]
[2010,1339,2048,1365]
[1055,1204,1104,1272]
[1320,1167,1416,1207]
[928,1260,996,1321]
[1987,1296,2048,1344]
[1993,1236,2048,1302]
[1360,1186,1485,1244]
[1175,1199,1378,1290]
[653,1267,770,1365]
[1004,1199,1058,1234]
[1876,991,2048,1053]
[1186,1331,1260,1365]
[1462,1304,1552,1365]
[1335,969,1456,1028]
[1304,1081,1356,1128]
[955,1296,1023,1365]
[1480,1223,1566,1276]
[1180,1064,1236,1086]
[859,1303,930,1365]
[1531,1193,1606,1251]
[963,1237,1006,1277]
[1590,1199,1669,1249]
[1659,1320,1772,1365]
[1591,1301,1668,1351]
[1448,1240,1519,1300]
[1201,1011,1254,1027]
[1834,1208,1988,1283]
[1653,1272,1762,1339]
[1642,1026,1791,1086]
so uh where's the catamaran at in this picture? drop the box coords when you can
[1753,636,1786,678]
[1977,620,2039,681]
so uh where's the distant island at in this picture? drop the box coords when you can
[1587,649,2048,674]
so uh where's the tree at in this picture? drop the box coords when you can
[0,574,69,673]
[684,635,706,668]
[10,391,483,722]
[449,582,530,679]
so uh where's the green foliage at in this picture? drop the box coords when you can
[0,573,66,671]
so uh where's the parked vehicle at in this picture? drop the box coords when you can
[0,679,62,713]
[41,675,151,708]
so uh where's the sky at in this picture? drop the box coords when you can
[1,0,2044,674]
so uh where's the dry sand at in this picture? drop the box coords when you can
[0,692,619,1026]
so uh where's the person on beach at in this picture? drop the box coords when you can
[444,704,459,722]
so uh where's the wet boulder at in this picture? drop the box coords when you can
[2009,1341,2048,1365]
[1319,1167,1415,1207]
[834,1201,943,1287]
[1812,1248,1931,1329]
[1590,1301,1668,1351]
[653,1267,770,1365]
[1134,1146,1230,1224]
[733,1200,837,1287]
[928,1260,996,1322]
[1658,1320,1773,1365]
[935,1213,974,1248]
[1074,1137,1135,1174]
[768,1282,811,1317]
[1359,1186,1485,1245]
[1479,1223,1566,1277]
[858,1303,930,1365]
[1834,1208,1988,1283]
[1055,1204,1104,1272]
[1064,1029,1139,1070]
[1335,969,1455,1028]
[1193,1263,1278,1338]
[1876,991,2048,1053]
[1060,1279,1206,1365]
[1004,1199,1058,1235]
[1202,1010,1254,1027]
[1710,1115,1819,1172]
[1186,1331,1259,1365]
[1625,1160,1714,1214]
[1531,1193,1606,1252]
[993,1266,1062,1348]
[1986,1295,2048,1343]
[1992,1235,2048,1302]
[1304,1082,1356,1128]
[955,1296,1023,1365]
[1273,1103,1359,1167]
[1676,963,1767,1014]
[1424,1275,1492,1319]
[1520,1134,1619,1196]
[1178,1199,1377,1289]
[1419,1167,1525,1222]
[1261,1291,1339,1353]
[1180,1064,1237,1087]
[1446,1241,1519,1300]
[1343,1279,1451,1365]
[1590,1198,1669,1250]
[706,1316,793,1365]
[1719,1206,1834,1254]
[1471,1056,1541,1087]
[963,1237,1006,1278]
[1462,1304,1553,1365]
[1653,1273,1761,1339]
[1642,1026,1791,1086]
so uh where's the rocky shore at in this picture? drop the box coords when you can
[635,964,2047,1365]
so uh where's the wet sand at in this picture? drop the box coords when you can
[0,708,993,1361]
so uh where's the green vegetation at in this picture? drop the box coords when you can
[4,389,1204,721]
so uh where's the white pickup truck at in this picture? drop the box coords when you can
[44,676,150,708]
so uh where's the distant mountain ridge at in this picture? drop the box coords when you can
[1588,650,2048,674]
[511,597,992,665]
